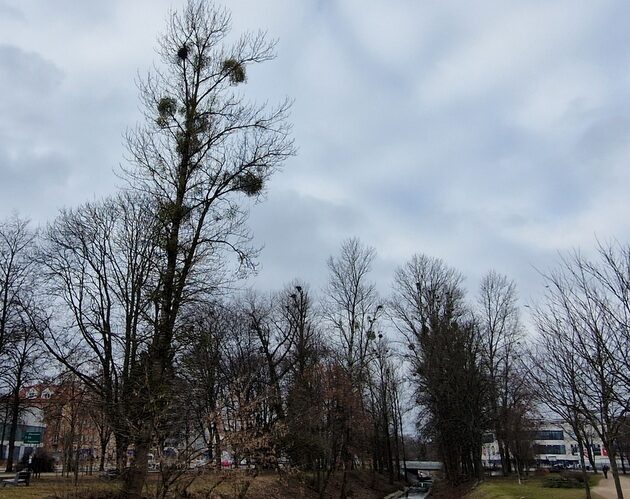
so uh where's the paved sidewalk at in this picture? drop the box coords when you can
[592,475,630,499]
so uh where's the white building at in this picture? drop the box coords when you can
[482,421,618,468]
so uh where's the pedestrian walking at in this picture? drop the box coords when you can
[603,464,609,479]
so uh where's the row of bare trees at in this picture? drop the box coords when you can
[0,4,405,494]
[391,242,630,499]
[0,217,107,477]
[2,2,630,499]
[388,254,536,485]
[0,206,414,498]
[532,243,630,499]
[6,196,630,498]
[0,3,293,496]
[1,3,407,496]
[157,239,411,498]
[2,0,527,495]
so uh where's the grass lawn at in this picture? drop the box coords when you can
[0,473,121,498]
[468,475,602,499]
[0,469,404,498]
[0,470,281,498]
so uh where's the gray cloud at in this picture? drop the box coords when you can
[0,44,64,133]
[1,0,630,323]
[0,2,23,22]
[247,189,362,290]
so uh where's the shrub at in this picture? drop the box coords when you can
[543,475,583,488]
[561,471,588,484]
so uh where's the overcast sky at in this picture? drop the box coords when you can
[2,0,630,322]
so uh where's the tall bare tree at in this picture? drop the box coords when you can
[532,316,594,498]
[477,271,525,475]
[39,193,159,471]
[323,238,382,497]
[534,245,630,499]
[324,238,380,382]
[119,1,293,494]
[0,215,36,358]
[390,254,485,484]
[0,215,40,470]
[282,283,327,471]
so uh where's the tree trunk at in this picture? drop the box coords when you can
[393,418,400,482]
[606,444,625,499]
[99,431,109,471]
[124,431,151,499]
[585,437,598,473]
[339,426,352,499]
[319,464,334,499]
[397,404,408,482]
[115,432,128,471]
[473,438,483,480]
[0,402,8,464]
[577,435,592,499]
[73,433,81,486]
[5,387,20,472]
[214,424,221,470]
[498,440,509,475]
[385,424,394,484]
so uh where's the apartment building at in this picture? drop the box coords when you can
[482,421,618,468]
[0,383,114,468]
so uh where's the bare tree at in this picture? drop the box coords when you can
[84,394,113,472]
[323,238,383,497]
[282,282,320,383]
[390,254,485,484]
[532,317,594,498]
[177,300,228,469]
[324,238,380,382]
[0,216,40,472]
[3,322,45,472]
[477,271,524,475]
[534,245,630,499]
[282,283,327,470]
[218,301,277,468]
[366,338,396,484]
[118,1,294,494]
[39,193,159,471]
[0,215,36,359]
[246,290,292,427]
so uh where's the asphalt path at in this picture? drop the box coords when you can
[592,475,630,499]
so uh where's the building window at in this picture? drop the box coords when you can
[26,389,37,399]
[534,430,564,441]
[534,444,566,455]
